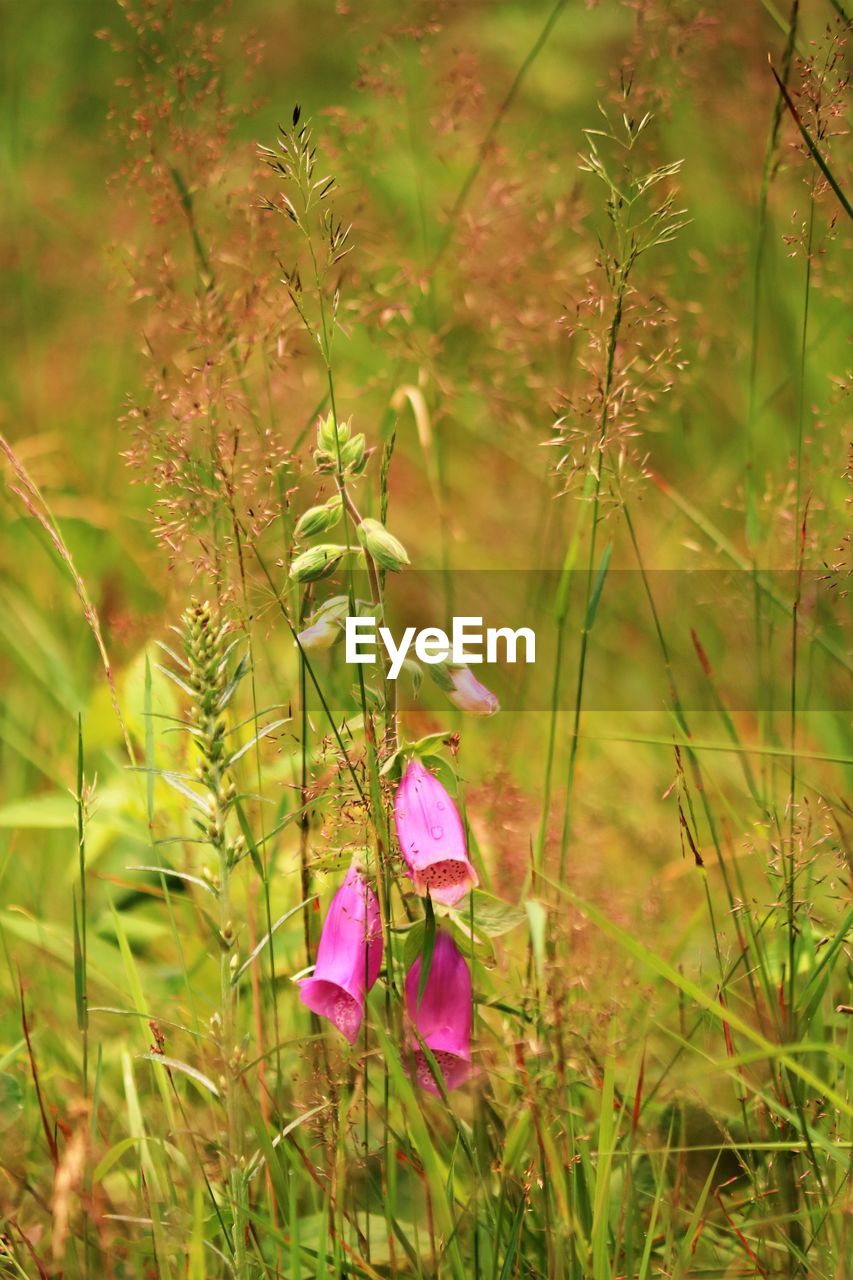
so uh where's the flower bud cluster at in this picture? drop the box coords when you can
[289,413,410,586]
[313,411,367,477]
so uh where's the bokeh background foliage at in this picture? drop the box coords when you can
[0,1,850,1277]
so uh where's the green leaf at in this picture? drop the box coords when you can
[525,900,547,985]
[0,792,75,829]
[419,754,458,795]
[144,655,155,828]
[454,890,526,937]
[227,717,289,768]
[416,896,437,1007]
[93,1134,169,1184]
[562,885,853,1118]
[424,660,456,694]
[371,1022,468,1280]
[231,898,316,985]
[381,736,454,782]
[591,1054,616,1279]
[403,921,426,971]
[217,651,250,711]
[0,911,123,996]
[161,771,211,815]
[234,798,265,879]
[379,746,404,779]
[584,541,612,630]
[72,893,87,1032]
[127,865,218,897]
[499,1196,526,1280]
[411,731,455,754]
[153,662,196,698]
[140,1053,221,1100]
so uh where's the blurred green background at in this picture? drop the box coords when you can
[0,0,848,1099]
[0,2,849,1273]
[1,0,847,835]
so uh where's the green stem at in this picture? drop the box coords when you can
[558,278,626,880]
[788,183,814,1037]
[745,0,799,813]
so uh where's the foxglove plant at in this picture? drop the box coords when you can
[264,112,495,1109]
[406,931,473,1094]
[299,865,382,1045]
[394,759,479,906]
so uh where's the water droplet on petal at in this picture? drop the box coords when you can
[430,825,443,839]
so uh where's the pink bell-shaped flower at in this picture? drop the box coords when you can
[406,931,473,1094]
[298,866,382,1045]
[447,667,499,716]
[393,759,479,907]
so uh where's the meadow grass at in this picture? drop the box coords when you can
[0,1,850,1277]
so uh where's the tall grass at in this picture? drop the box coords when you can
[0,2,849,1279]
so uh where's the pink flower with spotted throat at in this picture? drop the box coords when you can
[393,758,478,906]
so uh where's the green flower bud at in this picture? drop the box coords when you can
[340,433,366,473]
[294,495,343,539]
[357,518,410,572]
[316,411,336,452]
[289,543,346,583]
[316,412,351,454]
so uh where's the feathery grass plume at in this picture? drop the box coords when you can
[783,18,849,258]
[784,17,850,229]
[615,0,721,115]
[552,96,687,503]
[107,0,292,587]
[315,7,592,512]
[546,90,689,899]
